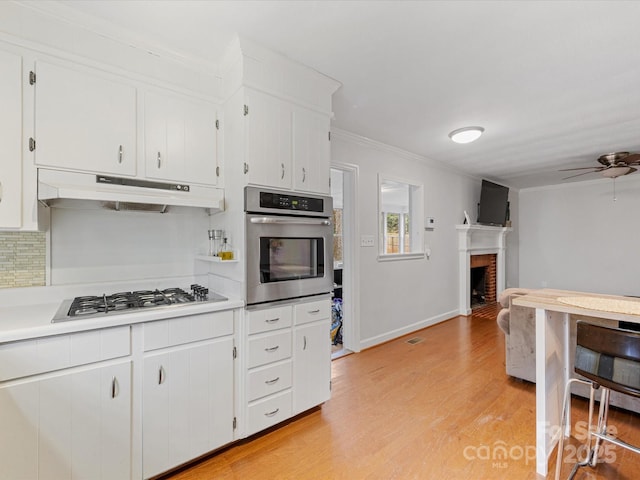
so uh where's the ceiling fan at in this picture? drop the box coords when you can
[560,152,640,179]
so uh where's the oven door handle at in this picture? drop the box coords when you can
[250,217,331,226]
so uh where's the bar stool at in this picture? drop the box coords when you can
[555,320,640,480]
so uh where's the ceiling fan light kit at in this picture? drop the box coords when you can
[448,126,484,144]
[601,166,633,178]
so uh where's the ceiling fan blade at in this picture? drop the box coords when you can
[562,170,600,180]
[624,153,640,164]
[558,166,601,172]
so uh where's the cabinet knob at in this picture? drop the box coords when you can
[158,365,166,385]
[303,335,307,350]
[302,167,306,183]
[264,408,280,417]
[157,152,162,169]
[264,345,280,352]
[118,145,123,164]
[0,181,3,204]
[265,317,280,324]
[281,163,285,180]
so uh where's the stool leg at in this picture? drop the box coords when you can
[590,387,610,467]
[555,379,593,480]
[556,379,598,480]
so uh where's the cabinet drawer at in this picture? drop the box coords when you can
[294,299,330,325]
[247,390,292,435]
[144,310,234,351]
[247,306,292,334]
[247,360,292,402]
[0,326,130,382]
[247,331,291,368]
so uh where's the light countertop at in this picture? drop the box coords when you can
[511,288,640,324]
[0,297,244,344]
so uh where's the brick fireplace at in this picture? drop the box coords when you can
[470,253,497,307]
[457,224,510,315]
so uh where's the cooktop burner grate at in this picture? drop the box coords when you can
[52,285,226,323]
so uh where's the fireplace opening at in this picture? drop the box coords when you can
[470,267,487,307]
[470,254,497,309]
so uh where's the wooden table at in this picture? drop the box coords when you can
[512,289,640,476]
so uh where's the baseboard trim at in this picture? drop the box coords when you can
[359,309,459,350]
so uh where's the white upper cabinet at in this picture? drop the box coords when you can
[244,89,293,189]
[144,91,219,186]
[0,49,23,229]
[292,106,331,194]
[33,60,137,176]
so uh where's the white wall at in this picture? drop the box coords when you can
[331,130,502,349]
[519,175,640,295]
[50,207,210,285]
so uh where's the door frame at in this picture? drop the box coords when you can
[331,162,360,353]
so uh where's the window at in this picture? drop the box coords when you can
[379,176,424,259]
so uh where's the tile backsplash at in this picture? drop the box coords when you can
[0,232,46,288]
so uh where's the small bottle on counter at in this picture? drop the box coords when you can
[208,230,216,256]
[219,238,234,260]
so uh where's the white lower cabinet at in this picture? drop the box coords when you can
[0,360,132,480]
[141,312,235,479]
[293,320,331,415]
[243,297,331,437]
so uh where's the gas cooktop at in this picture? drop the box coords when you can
[51,285,227,323]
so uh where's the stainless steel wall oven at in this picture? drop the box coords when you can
[245,186,333,305]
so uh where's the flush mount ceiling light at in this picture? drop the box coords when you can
[448,126,485,144]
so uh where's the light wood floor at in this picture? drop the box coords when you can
[165,308,640,480]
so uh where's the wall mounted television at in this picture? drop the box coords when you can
[477,180,509,226]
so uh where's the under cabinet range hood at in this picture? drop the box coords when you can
[38,169,224,213]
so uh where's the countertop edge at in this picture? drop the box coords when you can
[0,298,245,344]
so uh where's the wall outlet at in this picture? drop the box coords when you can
[360,235,375,247]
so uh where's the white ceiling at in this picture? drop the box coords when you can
[49,0,640,189]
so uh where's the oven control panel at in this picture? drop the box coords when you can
[245,186,333,217]
[259,192,324,212]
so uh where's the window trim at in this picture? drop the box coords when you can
[377,174,425,261]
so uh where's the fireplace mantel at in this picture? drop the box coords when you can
[456,224,511,315]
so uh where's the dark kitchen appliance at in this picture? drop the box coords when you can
[51,285,227,323]
[245,186,334,306]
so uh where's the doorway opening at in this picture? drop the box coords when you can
[330,166,357,359]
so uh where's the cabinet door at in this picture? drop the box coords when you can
[293,319,331,415]
[34,60,136,176]
[292,107,331,194]
[0,49,23,228]
[244,90,292,189]
[143,337,234,478]
[0,361,132,480]
[144,91,218,185]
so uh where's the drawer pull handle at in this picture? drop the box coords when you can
[308,309,320,314]
[265,345,280,352]
[111,376,118,399]
[265,317,280,323]
[303,335,307,350]
[265,408,280,417]
[118,145,123,164]
[265,377,280,385]
[158,366,166,385]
